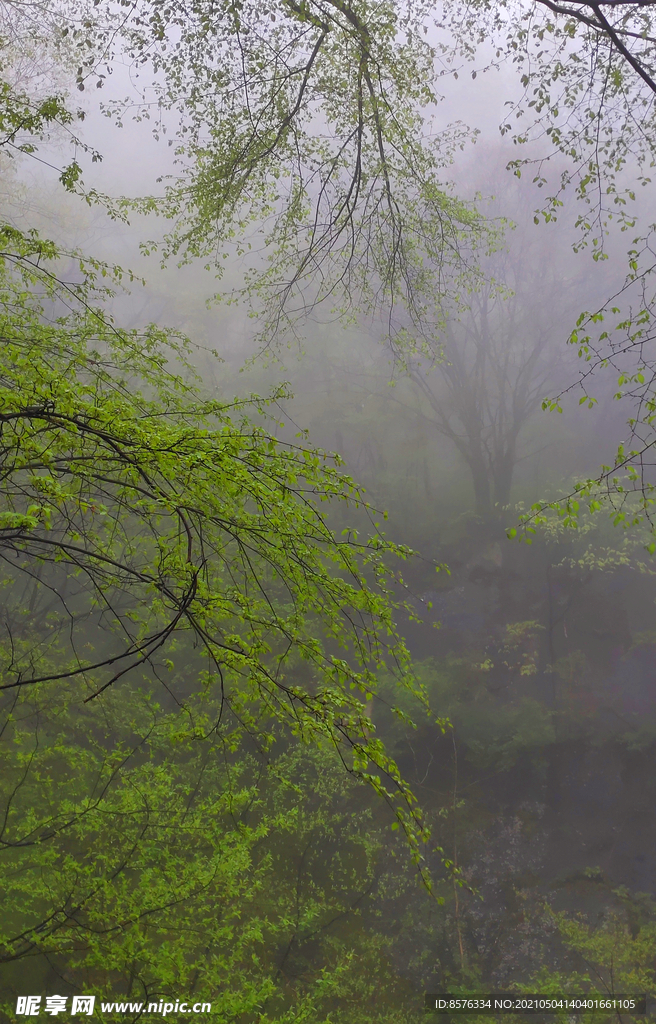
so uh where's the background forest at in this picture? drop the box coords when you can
[2,0,656,1021]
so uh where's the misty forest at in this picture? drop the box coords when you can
[3,0,656,1021]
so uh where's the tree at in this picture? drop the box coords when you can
[405,269,561,522]
[43,0,650,317]
[524,891,656,1020]
[73,0,484,348]
[0,39,452,874]
[0,686,423,1023]
[1,219,443,850]
[371,172,592,523]
[442,0,656,233]
[6,0,656,519]
[25,0,651,540]
[0,44,451,1014]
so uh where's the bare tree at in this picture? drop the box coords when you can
[403,214,589,522]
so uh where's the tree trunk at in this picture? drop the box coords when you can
[492,445,516,508]
[470,457,493,519]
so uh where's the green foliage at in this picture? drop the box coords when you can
[0,681,423,1022]
[7,3,656,1015]
[515,497,656,565]
[525,894,656,1023]
[0,221,442,868]
[56,0,490,350]
[0,28,452,1012]
[0,51,100,187]
[440,0,656,257]
[378,657,554,774]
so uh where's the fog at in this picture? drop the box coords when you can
[2,2,656,1019]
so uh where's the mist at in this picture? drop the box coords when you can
[2,1,656,1020]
